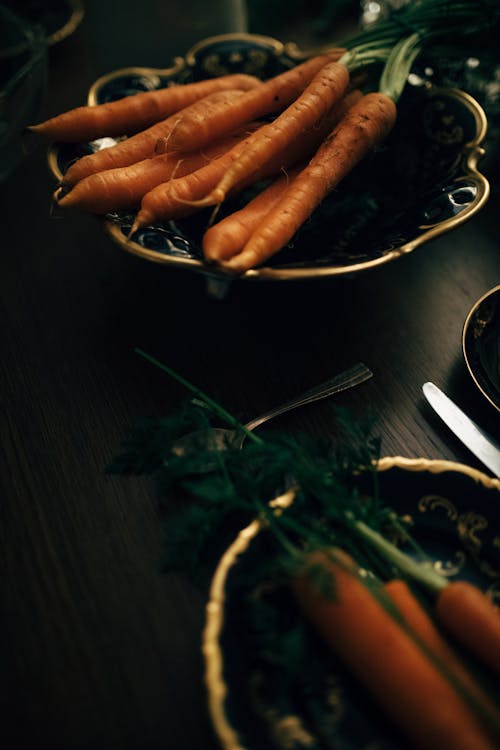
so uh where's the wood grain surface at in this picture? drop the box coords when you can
[1,3,499,748]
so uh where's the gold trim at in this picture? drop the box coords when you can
[462,285,500,412]
[203,458,499,750]
[183,32,343,65]
[184,32,287,65]
[376,456,500,487]
[87,59,186,106]
[47,143,63,183]
[47,0,85,46]
[203,489,295,750]
[0,1,83,57]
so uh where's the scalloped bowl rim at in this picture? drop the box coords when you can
[203,455,500,750]
[47,33,490,282]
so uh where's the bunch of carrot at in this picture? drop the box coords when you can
[33,39,415,272]
[33,0,500,272]
[291,542,500,750]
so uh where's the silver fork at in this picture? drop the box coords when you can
[171,362,373,457]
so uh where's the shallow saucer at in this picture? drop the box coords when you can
[463,285,500,411]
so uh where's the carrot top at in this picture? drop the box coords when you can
[108,356,500,747]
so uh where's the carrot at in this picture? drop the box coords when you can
[203,88,364,263]
[202,167,301,262]
[436,581,500,677]
[221,91,397,272]
[29,74,260,143]
[190,59,351,209]
[385,579,474,680]
[384,579,500,737]
[130,136,264,229]
[292,550,497,750]
[56,124,261,214]
[131,92,361,232]
[61,89,250,187]
[167,52,344,153]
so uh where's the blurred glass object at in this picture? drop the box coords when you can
[0,3,47,181]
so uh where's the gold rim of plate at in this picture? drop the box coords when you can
[47,33,490,282]
[462,284,500,412]
[1,0,84,59]
[203,456,500,750]
[47,0,85,46]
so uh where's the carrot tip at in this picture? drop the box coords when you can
[209,188,226,204]
[127,219,143,240]
[174,193,220,208]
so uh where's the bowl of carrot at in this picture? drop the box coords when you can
[204,456,500,750]
[40,22,490,282]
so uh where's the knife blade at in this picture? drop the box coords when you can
[422,382,500,478]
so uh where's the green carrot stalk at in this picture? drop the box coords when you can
[134,348,263,445]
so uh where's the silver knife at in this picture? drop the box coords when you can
[422,382,500,478]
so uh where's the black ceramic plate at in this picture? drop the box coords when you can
[1,0,84,46]
[463,285,500,412]
[48,33,490,284]
[204,457,500,750]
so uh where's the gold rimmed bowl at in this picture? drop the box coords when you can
[48,33,490,285]
[463,285,500,412]
[1,0,84,48]
[203,457,500,750]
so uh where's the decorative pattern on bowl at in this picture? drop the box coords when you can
[203,457,500,750]
[48,33,490,283]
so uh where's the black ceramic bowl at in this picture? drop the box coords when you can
[204,457,500,750]
[49,33,490,287]
[463,285,500,412]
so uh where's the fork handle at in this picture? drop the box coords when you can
[243,362,373,433]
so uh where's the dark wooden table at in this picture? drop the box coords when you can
[1,3,499,748]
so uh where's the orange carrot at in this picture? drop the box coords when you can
[293,550,497,750]
[56,124,261,214]
[384,579,500,737]
[203,88,363,263]
[436,581,500,677]
[202,167,301,262]
[29,74,260,143]
[130,136,263,229]
[61,89,250,187]
[191,59,351,208]
[221,91,396,272]
[385,579,473,679]
[167,52,344,153]
[131,92,360,232]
